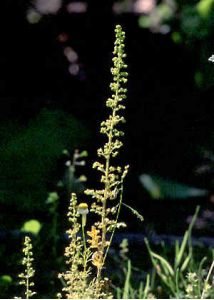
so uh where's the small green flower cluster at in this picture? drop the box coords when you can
[58,193,91,299]
[59,193,112,299]
[185,272,199,299]
[17,236,36,299]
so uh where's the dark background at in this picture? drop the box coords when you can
[1,0,214,297]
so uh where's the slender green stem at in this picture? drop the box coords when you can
[81,217,87,275]
[201,260,214,299]
[103,183,124,263]
[26,273,29,299]
[96,108,116,283]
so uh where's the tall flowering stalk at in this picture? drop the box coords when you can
[59,24,129,299]
[85,24,129,286]
[17,236,36,299]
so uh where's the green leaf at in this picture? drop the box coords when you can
[171,32,183,44]
[197,0,214,18]
[21,219,41,235]
[180,254,191,272]
[142,274,150,299]
[46,192,59,204]
[116,288,122,299]
[175,240,179,259]
[138,16,151,28]
[157,3,173,20]
[123,260,132,299]
[151,251,174,277]
[145,238,174,277]
[175,231,189,269]
[0,275,12,284]
[140,174,208,199]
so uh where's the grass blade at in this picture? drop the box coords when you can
[123,260,132,299]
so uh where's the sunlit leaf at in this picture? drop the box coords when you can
[0,275,12,284]
[139,174,208,199]
[21,219,42,235]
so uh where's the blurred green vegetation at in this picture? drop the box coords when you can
[0,109,89,298]
[0,109,88,213]
[137,0,214,90]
